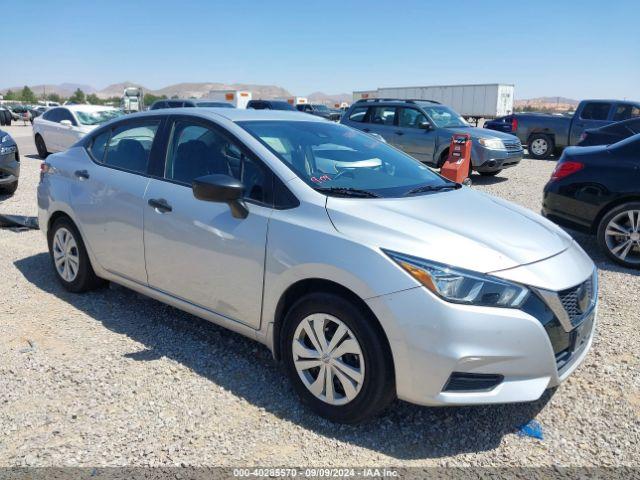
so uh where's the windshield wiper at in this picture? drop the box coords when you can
[314,187,381,198]
[405,183,462,195]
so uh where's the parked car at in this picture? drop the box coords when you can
[485,100,640,159]
[341,99,523,176]
[38,108,597,423]
[9,105,32,123]
[0,107,12,126]
[0,129,19,195]
[543,133,640,268]
[150,99,235,110]
[296,103,341,121]
[32,105,124,157]
[246,100,296,111]
[577,118,640,147]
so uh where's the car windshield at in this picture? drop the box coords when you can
[272,102,296,111]
[75,109,124,126]
[239,121,451,198]
[420,105,469,128]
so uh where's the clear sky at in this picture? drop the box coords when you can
[2,0,639,99]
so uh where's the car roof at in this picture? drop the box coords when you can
[64,104,117,112]
[352,98,441,107]
[123,107,329,123]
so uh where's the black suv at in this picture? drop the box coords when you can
[296,103,341,121]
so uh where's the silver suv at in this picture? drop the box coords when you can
[39,108,596,423]
[341,99,523,176]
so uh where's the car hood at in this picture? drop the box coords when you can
[325,187,573,273]
[444,126,519,142]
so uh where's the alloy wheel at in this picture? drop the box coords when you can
[292,313,365,406]
[530,138,548,156]
[604,210,640,264]
[52,227,80,282]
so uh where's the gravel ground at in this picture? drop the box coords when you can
[0,124,638,467]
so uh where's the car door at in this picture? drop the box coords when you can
[394,107,436,163]
[570,102,613,145]
[142,116,273,329]
[57,108,82,151]
[39,108,63,151]
[68,118,163,284]
[365,106,399,145]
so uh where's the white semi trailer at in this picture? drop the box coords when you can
[357,84,514,119]
[207,90,252,109]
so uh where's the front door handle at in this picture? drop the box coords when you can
[148,198,172,213]
[362,128,371,133]
[395,131,404,136]
[74,169,89,180]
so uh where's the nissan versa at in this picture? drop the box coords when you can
[38,108,598,423]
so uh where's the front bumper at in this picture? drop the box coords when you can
[0,146,20,184]
[474,147,524,172]
[366,260,597,406]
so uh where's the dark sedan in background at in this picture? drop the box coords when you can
[542,133,640,268]
[0,129,20,195]
[577,118,640,147]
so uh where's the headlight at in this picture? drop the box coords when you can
[384,250,529,308]
[478,138,506,150]
[0,135,9,144]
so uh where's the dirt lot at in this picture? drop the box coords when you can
[1,123,639,467]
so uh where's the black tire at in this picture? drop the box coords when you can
[0,180,18,195]
[479,170,502,177]
[527,133,554,159]
[281,292,395,424]
[596,202,640,269]
[48,217,106,292]
[35,134,49,159]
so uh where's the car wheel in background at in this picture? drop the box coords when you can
[597,202,640,269]
[479,170,502,176]
[281,292,395,423]
[528,134,554,159]
[0,180,18,195]
[35,134,49,158]
[48,217,106,292]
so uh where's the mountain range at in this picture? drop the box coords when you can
[1,81,351,105]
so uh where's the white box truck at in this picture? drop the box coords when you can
[365,84,514,119]
[207,90,252,109]
[280,96,308,106]
[352,90,378,102]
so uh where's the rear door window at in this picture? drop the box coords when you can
[347,106,369,123]
[580,103,612,120]
[103,121,160,174]
[369,106,397,125]
[613,104,640,121]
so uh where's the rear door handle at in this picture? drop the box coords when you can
[395,131,404,136]
[148,198,172,213]
[74,169,89,180]
[362,128,371,133]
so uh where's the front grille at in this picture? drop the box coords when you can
[558,277,594,327]
[503,141,522,151]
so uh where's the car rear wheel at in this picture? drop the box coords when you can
[0,180,18,195]
[528,134,554,159]
[48,217,106,292]
[35,134,49,159]
[282,292,395,423]
[597,202,640,269]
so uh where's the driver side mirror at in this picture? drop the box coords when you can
[60,119,73,127]
[192,174,249,219]
[419,121,432,131]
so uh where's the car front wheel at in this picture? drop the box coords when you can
[597,203,640,269]
[48,217,106,292]
[282,293,395,423]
